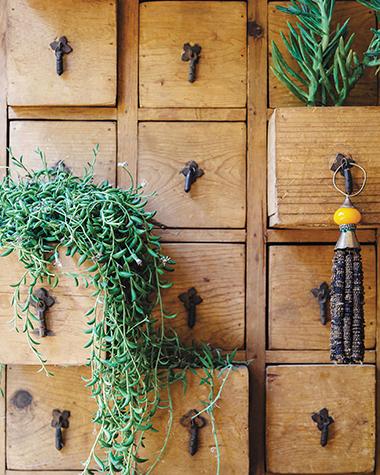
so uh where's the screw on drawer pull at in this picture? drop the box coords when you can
[30,288,55,338]
[51,409,70,450]
[50,36,73,76]
[182,43,201,83]
[180,161,204,193]
[330,155,367,364]
[311,408,334,447]
[178,287,203,328]
[310,282,330,325]
[180,409,207,455]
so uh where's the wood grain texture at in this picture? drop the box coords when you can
[9,120,117,185]
[266,365,376,474]
[158,244,245,350]
[138,366,249,474]
[139,1,247,108]
[0,366,5,475]
[0,0,6,182]
[138,108,246,122]
[376,239,380,475]
[6,365,102,470]
[155,228,246,243]
[268,2,377,107]
[138,122,246,228]
[7,0,117,106]
[266,229,376,243]
[9,107,117,120]
[268,107,380,227]
[266,350,376,364]
[268,245,376,350]
[0,249,99,365]
[116,0,138,190]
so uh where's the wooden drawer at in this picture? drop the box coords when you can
[7,0,117,106]
[0,249,97,365]
[266,365,376,474]
[268,107,380,227]
[139,1,247,108]
[159,243,245,350]
[138,366,249,474]
[138,122,246,228]
[268,245,376,350]
[6,365,101,471]
[9,121,116,184]
[268,2,377,108]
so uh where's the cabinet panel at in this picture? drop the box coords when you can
[7,0,117,106]
[159,243,245,350]
[138,366,249,474]
[266,365,376,474]
[138,122,246,228]
[268,107,380,227]
[9,121,116,185]
[268,245,376,350]
[139,1,247,108]
[6,365,101,470]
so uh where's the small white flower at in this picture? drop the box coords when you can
[53,256,62,268]
[140,179,149,188]
[161,255,171,264]
[136,258,143,266]
[118,161,128,168]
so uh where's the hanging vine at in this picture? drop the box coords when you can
[0,149,239,475]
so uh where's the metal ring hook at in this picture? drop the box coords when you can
[333,162,367,198]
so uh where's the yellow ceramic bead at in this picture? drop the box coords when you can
[333,207,361,225]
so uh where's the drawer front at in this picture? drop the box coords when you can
[266,365,376,474]
[268,245,376,350]
[9,121,116,185]
[7,0,117,106]
[138,366,249,474]
[138,122,246,228]
[159,243,245,350]
[0,249,98,365]
[139,1,247,108]
[6,365,101,470]
[268,2,377,108]
[268,107,380,227]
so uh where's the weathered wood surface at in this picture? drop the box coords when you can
[155,229,246,243]
[159,243,245,350]
[266,229,376,243]
[6,365,102,470]
[138,122,246,228]
[0,366,5,475]
[7,0,117,106]
[0,249,99,365]
[268,107,380,227]
[9,107,117,121]
[9,120,116,185]
[266,350,376,364]
[266,365,376,474]
[268,245,376,350]
[0,0,6,182]
[138,366,249,474]
[268,2,377,107]
[139,1,247,108]
[138,108,246,122]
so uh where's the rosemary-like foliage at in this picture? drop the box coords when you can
[271,0,380,106]
[0,149,238,475]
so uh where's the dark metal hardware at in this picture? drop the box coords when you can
[311,282,330,325]
[311,408,334,447]
[180,409,207,456]
[51,409,70,451]
[30,288,55,338]
[50,36,72,76]
[178,287,203,328]
[331,153,355,195]
[180,161,204,193]
[182,43,201,83]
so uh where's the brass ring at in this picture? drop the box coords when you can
[333,162,367,198]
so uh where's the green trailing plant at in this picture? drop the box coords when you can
[271,0,380,106]
[0,148,240,475]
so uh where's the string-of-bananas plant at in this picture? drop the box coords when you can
[0,149,239,475]
[271,0,380,106]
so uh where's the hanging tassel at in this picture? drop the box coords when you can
[330,198,365,363]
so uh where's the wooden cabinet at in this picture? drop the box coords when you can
[7,0,117,106]
[9,121,117,184]
[266,365,376,474]
[139,1,247,108]
[138,122,246,228]
[268,245,376,350]
[268,107,380,227]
